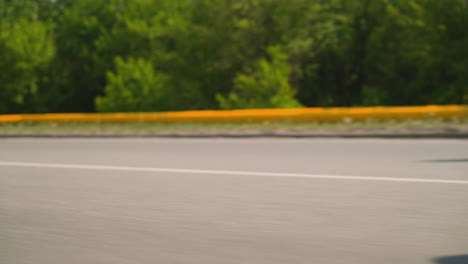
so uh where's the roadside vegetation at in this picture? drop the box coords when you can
[1,0,467,115]
[1,119,467,134]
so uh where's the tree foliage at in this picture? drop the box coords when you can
[217,46,302,109]
[0,18,54,113]
[96,57,170,112]
[0,0,466,114]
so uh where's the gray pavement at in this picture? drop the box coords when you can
[1,138,468,264]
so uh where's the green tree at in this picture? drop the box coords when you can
[0,19,55,113]
[1,0,467,114]
[47,0,124,112]
[96,57,170,112]
[361,0,468,105]
[217,46,302,109]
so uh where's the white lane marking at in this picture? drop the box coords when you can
[0,161,467,185]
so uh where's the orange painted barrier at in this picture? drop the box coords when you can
[0,105,466,124]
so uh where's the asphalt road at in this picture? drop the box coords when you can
[1,138,467,264]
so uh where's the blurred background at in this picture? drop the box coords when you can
[1,2,468,264]
[1,0,467,115]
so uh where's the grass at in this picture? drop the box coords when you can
[0,118,467,134]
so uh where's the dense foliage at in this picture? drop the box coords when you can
[1,0,467,114]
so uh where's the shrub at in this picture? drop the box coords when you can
[96,57,170,112]
[217,46,302,109]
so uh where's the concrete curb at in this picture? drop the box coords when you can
[1,129,468,139]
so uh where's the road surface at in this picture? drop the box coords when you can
[1,138,467,264]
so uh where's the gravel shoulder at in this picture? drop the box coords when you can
[1,119,467,138]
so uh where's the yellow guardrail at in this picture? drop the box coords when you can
[0,105,466,124]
